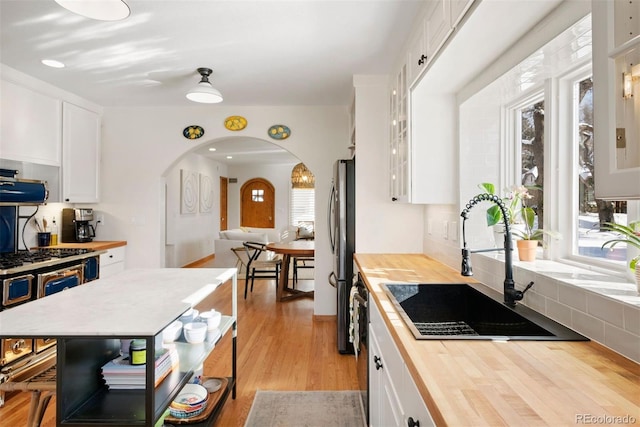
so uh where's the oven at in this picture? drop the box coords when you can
[0,249,102,377]
[1,338,33,366]
[352,273,369,423]
[2,273,34,309]
[37,263,83,298]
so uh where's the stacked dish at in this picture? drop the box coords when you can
[169,383,208,419]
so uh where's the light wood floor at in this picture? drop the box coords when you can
[0,265,359,427]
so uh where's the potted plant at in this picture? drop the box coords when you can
[511,204,544,261]
[600,221,640,289]
[478,183,559,260]
[477,183,529,227]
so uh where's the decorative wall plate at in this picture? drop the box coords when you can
[183,125,204,139]
[268,124,291,140]
[224,116,247,131]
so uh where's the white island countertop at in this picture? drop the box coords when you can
[0,268,237,337]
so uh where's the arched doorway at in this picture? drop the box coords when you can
[240,178,275,228]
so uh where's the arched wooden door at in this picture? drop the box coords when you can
[240,178,275,228]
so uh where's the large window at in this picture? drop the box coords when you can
[519,98,545,228]
[498,15,638,273]
[573,76,629,265]
[289,188,315,226]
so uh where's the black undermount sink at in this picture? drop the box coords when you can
[381,283,588,341]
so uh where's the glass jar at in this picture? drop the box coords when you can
[129,339,146,365]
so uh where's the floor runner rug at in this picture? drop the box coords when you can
[244,390,364,427]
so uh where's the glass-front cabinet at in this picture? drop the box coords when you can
[389,63,409,202]
[593,0,640,200]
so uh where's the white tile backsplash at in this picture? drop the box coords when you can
[558,283,588,312]
[586,294,625,328]
[604,324,640,362]
[572,310,606,343]
[624,306,640,335]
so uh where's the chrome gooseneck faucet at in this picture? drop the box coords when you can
[460,193,533,307]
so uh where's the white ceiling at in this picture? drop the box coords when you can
[1,0,425,165]
[0,0,425,107]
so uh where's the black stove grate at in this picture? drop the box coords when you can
[414,321,479,336]
[0,248,92,269]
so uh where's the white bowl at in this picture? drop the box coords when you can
[162,320,183,343]
[183,322,207,344]
[199,310,222,329]
[202,378,222,393]
[179,308,199,324]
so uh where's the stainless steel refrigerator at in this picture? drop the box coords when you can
[328,158,356,353]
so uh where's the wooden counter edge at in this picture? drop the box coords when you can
[45,241,127,251]
[355,254,449,426]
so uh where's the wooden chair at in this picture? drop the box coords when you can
[293,256,314,285]
[293,221,314,285]
[242,241,282,299]
[230,246,248,275]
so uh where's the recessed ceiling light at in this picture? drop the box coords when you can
[226,156,233,159]
[42,59,65,68]
[208,148,216,152]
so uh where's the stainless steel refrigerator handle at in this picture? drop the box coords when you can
[327,184,336,253]
[328,271,337,288]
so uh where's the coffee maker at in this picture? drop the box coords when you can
[61,208,96,242]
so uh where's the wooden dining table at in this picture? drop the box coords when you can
[266,240,314,301]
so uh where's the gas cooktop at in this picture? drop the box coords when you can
[0,249,102,276]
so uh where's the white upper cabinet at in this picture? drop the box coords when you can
[408,20,428,87]
[62,102,101,203]
[0,80,62,166]
[425,0,452,61]
[593,0,640,200]
[409,0,473,87]
[409,82,456,205]
[390,0,472,204]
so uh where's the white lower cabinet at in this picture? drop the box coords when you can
[100,246,125,278]
[369,299,435,427]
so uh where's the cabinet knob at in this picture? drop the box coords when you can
[374,355,383,370]
[391,197,398,202]
[408,417,420,427]
[417,54,427,66]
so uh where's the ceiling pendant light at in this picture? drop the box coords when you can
[186,68,223,104]
[54,0,130,21]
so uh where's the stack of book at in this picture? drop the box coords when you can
[101,347,179,389]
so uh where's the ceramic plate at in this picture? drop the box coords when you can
[172,383,208,407]
[268,124,290,140]
[224,115,247,131]
[183,125,204,139]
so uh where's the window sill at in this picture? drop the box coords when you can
[476,251,639,307]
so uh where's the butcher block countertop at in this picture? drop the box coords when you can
[49,240,126,251]
[354,253,640,427]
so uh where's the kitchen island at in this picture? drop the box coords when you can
[0,267,237,426]
[355,254,640,426]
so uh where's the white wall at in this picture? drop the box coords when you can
[164,153,227,268]
[99,105,349,315]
